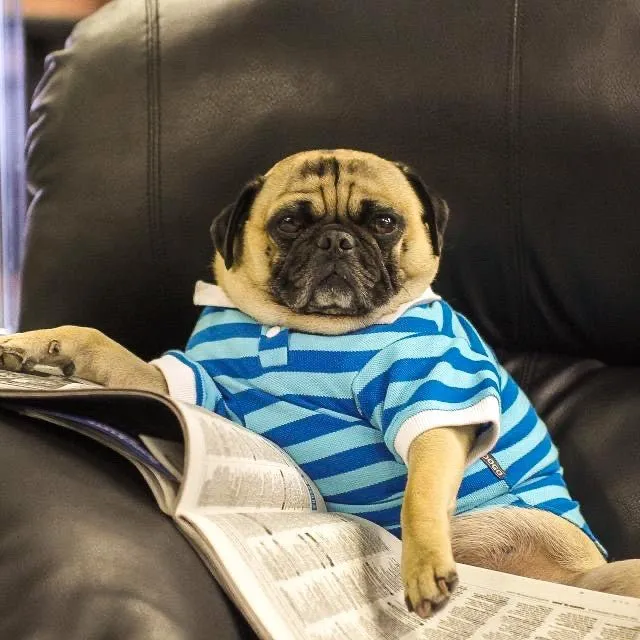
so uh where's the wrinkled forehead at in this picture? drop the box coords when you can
[253,150,421,222]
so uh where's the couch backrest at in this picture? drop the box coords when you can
[22,0,640,363]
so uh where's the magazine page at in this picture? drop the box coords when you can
[139,434,184,481]
[0,368,100,391]
[15,408,177,478]
[171,400,325,514]
[15,407,181,514]
[131,460,179,515]
[177,511,640,640]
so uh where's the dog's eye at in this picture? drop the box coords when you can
[278,216,303,235]
[371,214,397,235]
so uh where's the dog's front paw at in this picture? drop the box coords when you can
[0,330,76,376]
[402,535,458,618]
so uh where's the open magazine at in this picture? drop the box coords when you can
[0,368,638,639]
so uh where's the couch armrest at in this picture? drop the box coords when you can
[501,352,640,560]
[0,410,256,640]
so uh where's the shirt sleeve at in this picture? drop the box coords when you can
[150,350,224,413]
[352,334,501,466]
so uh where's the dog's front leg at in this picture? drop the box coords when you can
[0,326,168,393]
[402,425,476,618]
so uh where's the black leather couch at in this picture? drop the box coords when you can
[2,1,639,638]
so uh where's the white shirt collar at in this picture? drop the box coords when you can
[376,287,441,324]
[193,280,237,307]
[192,280,441,325]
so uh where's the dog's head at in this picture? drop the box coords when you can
[211,149,449,334]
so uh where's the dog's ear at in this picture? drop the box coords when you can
[394,163,449,256]
[211,177,264,269]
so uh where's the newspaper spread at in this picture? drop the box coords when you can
[0,369,638,640]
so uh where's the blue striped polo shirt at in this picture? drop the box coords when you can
[153,281,602,553]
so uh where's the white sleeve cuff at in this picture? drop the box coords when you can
[149,354,198,405]
[394,395,501,466]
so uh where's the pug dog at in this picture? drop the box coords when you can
[1,149,639,618]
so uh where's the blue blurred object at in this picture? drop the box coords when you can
[0,0,25,334]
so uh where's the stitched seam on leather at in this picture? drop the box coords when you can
[521,351,536,392]
[146,0,167,303]
[506,0,525,344]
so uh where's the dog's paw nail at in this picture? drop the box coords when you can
[436,577,450,598]
[415,601,432,618]
[436,573,457,598]
[61,361,76,377]
[48,340,61,355]
[404,596,414,613]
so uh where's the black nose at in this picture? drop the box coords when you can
[316,229,355,253]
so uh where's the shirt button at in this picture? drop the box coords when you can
[265,326,281,338]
